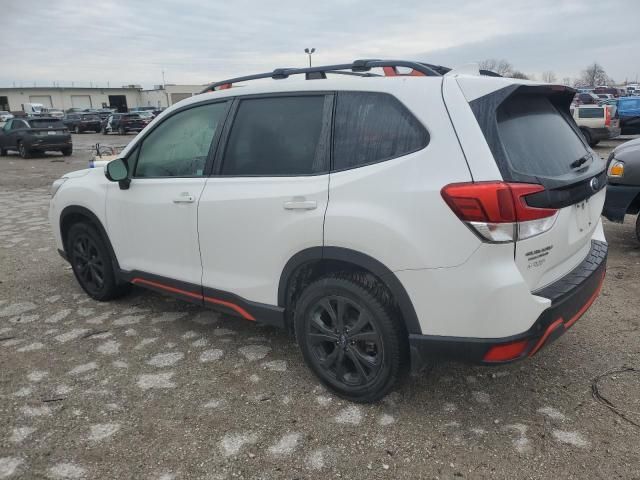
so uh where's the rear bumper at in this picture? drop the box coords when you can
[25,138,72,150]
[409,240,607,368]
[603,184,640,222]
[589,127,620,141]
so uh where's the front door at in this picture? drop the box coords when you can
[105,101,230,286]
[198,94,333,308]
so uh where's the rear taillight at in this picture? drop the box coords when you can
[604,106,611,127]
[441,182,558,243]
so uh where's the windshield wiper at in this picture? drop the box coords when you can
[570,154,590,169]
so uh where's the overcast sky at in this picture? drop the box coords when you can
[2,0,639,88]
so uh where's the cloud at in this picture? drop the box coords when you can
[1,0,637,87]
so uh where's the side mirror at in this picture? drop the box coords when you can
[105,158,130,189]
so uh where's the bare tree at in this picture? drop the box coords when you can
[579,62,609,86]
[542,71,557,83]
[561,77,572,86]
[511,70,530,80]
[478,59,513,76]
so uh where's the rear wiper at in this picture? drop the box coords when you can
[570,155,589,169]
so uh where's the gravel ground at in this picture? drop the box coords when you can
[0,132,639,479]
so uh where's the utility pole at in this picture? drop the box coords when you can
[162,69,170,108]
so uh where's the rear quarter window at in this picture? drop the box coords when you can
[333,92,428,170]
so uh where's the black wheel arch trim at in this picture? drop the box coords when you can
[59,205,122,277]
[278,246,422,334]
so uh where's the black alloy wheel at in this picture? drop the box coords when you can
[295,275,406,403]
[306,295,384,388]
[71,232,105,295]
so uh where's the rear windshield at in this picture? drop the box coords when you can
[81,114,100,120]
[496,95,588,177]
[123,114,140,119]
[578,108,604,118]
[27,119,65,128]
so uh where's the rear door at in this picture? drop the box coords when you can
[451,78,606,291]
[198,93,333,306]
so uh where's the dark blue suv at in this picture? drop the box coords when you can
[617,97,640,135]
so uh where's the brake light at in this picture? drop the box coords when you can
[441,182,558,243]
[604,105,611,127]
[483,339,530,362]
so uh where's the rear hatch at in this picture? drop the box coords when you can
[452,79,606,291]
[27,118,69,137]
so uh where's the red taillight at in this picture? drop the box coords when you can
[604,105,611,127]
[483,339,530,362]
[441,182,558,242]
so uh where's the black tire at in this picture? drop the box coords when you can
[66,223,130,301]
[61,147,72,156]
[591,139,600,147]
[118,126,126,135]
[74,125,81,134]
[294,274,407,403]
[636,215,640,243]
[580,128,592,147]
[0,147,6,156]
[18,142,30,159]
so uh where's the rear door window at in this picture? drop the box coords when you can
[333,92,428,170]
[221,95,332,176]
[496,95,588,177]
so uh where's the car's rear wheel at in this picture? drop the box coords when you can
[67,223,130,301]
[0,147,6,156]
[61,147,72,156]
[580,128,593,147]
[18,142,30,159]
[294,275,407,403]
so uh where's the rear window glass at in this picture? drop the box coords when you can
[333,92,428,170]
[28,119,64,128]
[578,108,603,118]
[81,114,100,120]
[124,114,140,119]
[497,95,588,177]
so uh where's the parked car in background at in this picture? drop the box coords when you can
[571,104,620,146]
[0,111,14,122]
[574,92,599,105]
[603,137,640,241]
[593,87,622,97]
[617,97,640,135]
[91,108,116,121]
[49,60,608,401]
[0,117,71,158]
[596,94,614,100]
[44,109,65,119]
[137,111,155,120]
[101,112,150,135]
[63,112,102,133]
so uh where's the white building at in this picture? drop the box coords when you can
[0,84,206,113]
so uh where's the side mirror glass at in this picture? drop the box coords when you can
[105,158,131,189]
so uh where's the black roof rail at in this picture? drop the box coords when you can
[200,59,443,93]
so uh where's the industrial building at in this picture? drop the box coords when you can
[0,84,205,113]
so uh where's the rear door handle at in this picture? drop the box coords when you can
[173,192,195,204]
[283,199,317,210]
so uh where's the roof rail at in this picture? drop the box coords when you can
[200,59,445,93]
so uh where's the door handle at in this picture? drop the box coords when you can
[283,199,317,210]
[173,192,195,204]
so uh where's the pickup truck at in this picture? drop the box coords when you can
[571,104,620,147]
[603,137,640,241]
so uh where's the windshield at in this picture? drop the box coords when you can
[123,114,141,119]
[81,114,100,121]
[497,95,588,177]
[28,119,65,128]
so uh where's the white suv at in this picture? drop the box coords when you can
[49,60,608,402]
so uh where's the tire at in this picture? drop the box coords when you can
[636,215,640,243]
[66,223,130,301]
[18,142,30,159]
[0,147,6,156]
[580,128,592,147]
[294,274,407,403]
[591,140,600,147]
[61,147,72,156]
[74,125,80,134]
[118,126,125,135]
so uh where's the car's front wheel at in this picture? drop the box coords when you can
[18,142,30,159]
[0,147,6,156]
[67,223,130,301]
[294,275,407,403]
